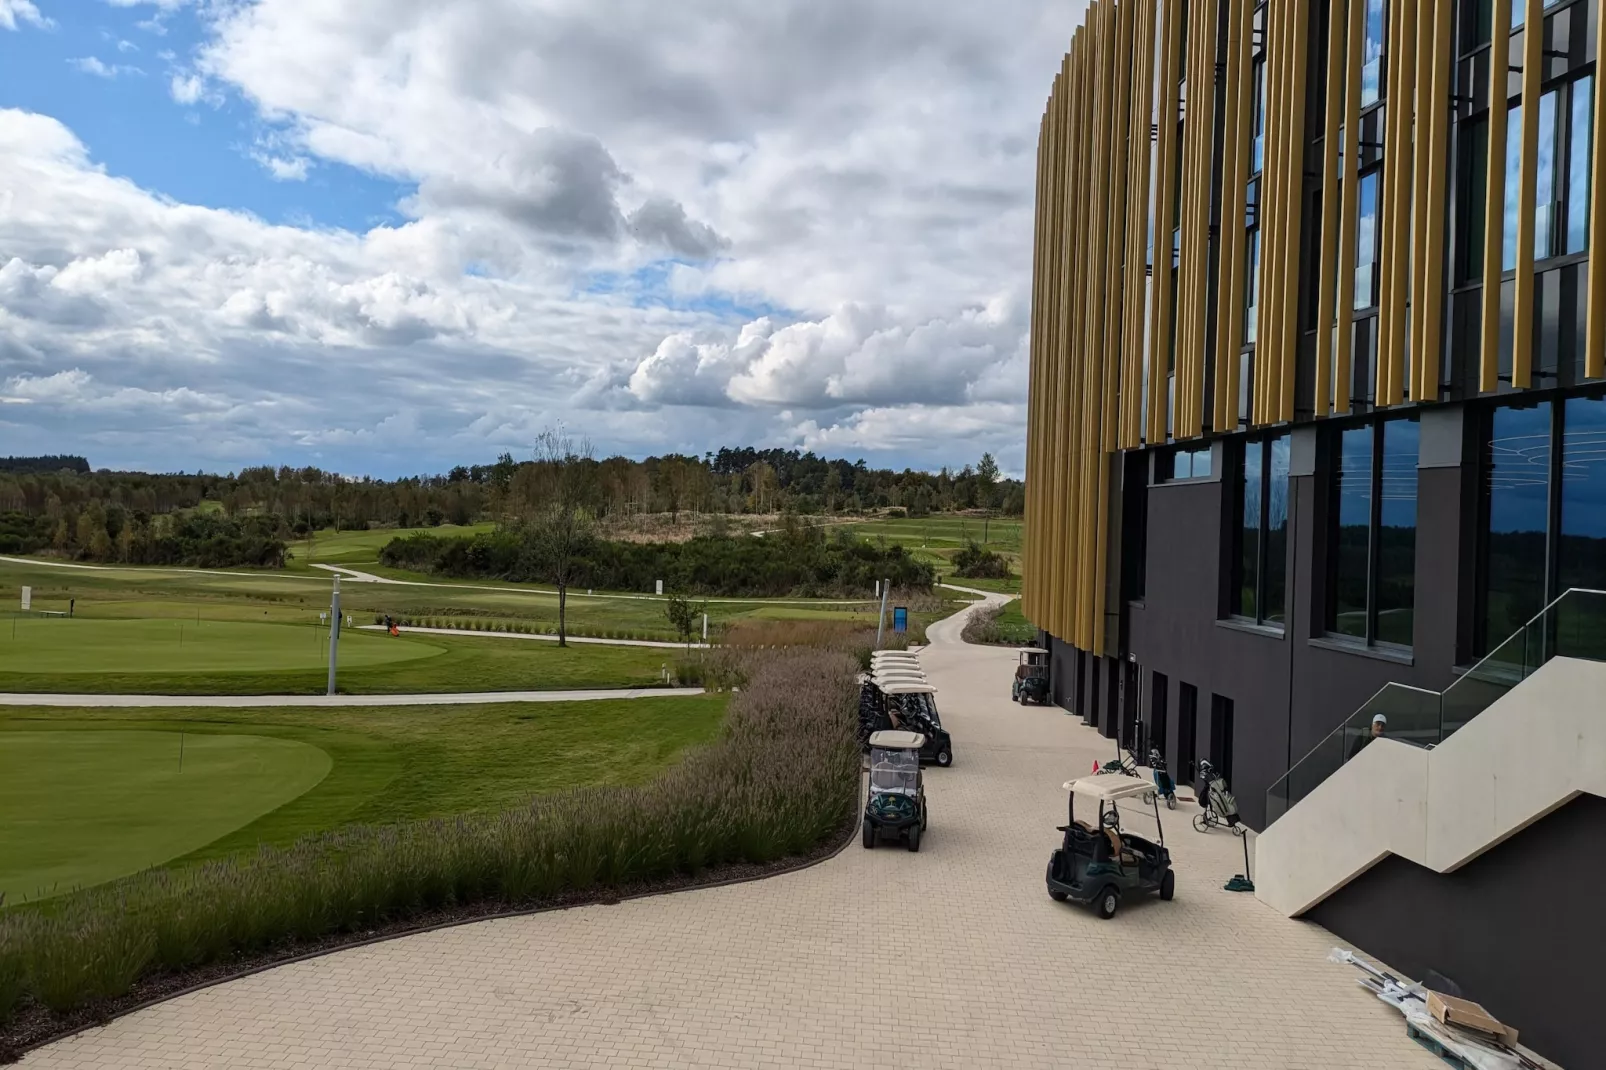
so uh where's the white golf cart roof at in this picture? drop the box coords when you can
[871,653,921,663]
[878,681,936,695]
[1062,775,1155,802]
[869,730,927,749]
[872,669,927,682]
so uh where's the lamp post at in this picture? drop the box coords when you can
[327,577,341,696]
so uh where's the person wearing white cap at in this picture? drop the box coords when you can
[1348,712,1387,761]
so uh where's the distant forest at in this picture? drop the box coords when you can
[0,447,1022,566]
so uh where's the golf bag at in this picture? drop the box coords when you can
[1148,748,1177,809]
[1198,760,1240,828]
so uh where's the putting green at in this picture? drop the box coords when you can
[0,618,440,675]
[0,729,332,901]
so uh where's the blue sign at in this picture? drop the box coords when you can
[892,607,908,634]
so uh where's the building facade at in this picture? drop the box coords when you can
[1023,0,1606,829]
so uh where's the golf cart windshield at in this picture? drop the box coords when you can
[900,692,942,727]
[870,746,921,795]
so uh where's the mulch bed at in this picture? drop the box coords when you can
[0,810,857,1063]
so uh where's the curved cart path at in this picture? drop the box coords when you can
[23,599,1440,1070]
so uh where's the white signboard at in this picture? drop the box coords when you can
[20,586,30,611]
[656,579,664,596]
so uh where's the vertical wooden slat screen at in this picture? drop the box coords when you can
[1148,0,1184,445]
[1480,0,1514,394]
[1314,0,1346,418]
[1121,0,1161,448]
[1407,0,1433,401]
[1054,36,1084,642]
[1415,0,1454,401]
[1215,0,1252,433]
[1256,0,1284,425]
[1333,0,1364,413]
[1276,0,1310,423]
[1511,0,1545,390]
[1376,0,1406,406]
[1589,0,1606,382]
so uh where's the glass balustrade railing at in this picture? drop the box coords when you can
[1265,588,1606,826]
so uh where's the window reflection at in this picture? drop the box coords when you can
[1361,0,1384,107]
[1332,427,1374,638]
[1503,104,1522,272]
[1559,396,1606,594]
[1567,77,1593,255]
[1355,172,1379,310]
[1238,443,1262,619]
[1483,403,1553,649]
[1376,419,1419,646]
[1535,91,1557,258]
[1264,436,1290,624]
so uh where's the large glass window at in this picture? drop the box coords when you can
[1558,396,1606,595]
[1328,417,1420,646]
[1331,427,1374,638]
[1478,395,1606,655]
[1481,402,1553,649]
[1231,434,1290,626]
[1355,172,1380,309]
[1376,420,1420,646]
[1361,0,1385,107]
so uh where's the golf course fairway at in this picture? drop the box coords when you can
[0,618,440,676]
[0,730,332,902]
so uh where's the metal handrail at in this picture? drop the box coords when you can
[1265,587,1606,822]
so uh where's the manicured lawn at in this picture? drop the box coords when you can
[0,618,437,676]
[0,730,331,902]
[0,693,728,900]
[0,623,678,695]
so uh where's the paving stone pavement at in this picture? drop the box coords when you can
[23,597,1441,1070]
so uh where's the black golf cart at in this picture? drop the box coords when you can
[1012,648,1050,704]
[1045,775,1175,918]
[863,730,928,851]
[857,677,953,768]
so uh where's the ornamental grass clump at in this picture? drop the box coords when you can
[0,649,860,1030]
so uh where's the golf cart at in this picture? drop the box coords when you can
[1012,648,1050,704]
[863,730,928,851]
[1045,774,1174,918]
[857,676,953,767]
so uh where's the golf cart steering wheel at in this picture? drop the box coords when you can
[1101,808,1120,829]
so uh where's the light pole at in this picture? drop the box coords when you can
[326,577,341,696]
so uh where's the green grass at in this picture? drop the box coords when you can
[0,694,728,902]
[0,618,437,676]
[0,730,332,903]
[285,524,495,572]
[0,622,679,696]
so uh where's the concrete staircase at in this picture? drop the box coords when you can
[1255,656,1606,917]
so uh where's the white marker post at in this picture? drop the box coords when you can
[327,577,342,696]
[20,587,30,612]
[656,579,664,596]
[875,577,890,648]
[702,612,708,641]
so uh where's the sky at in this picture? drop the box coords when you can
[0,0,1081,478]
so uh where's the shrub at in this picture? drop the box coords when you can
[0,650,860,1027]
[952,541,1012,580]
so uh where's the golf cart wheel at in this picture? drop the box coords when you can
[1192,813,1210,834]
[862,819,875,849]
[1096,886,1120,919]
[907,825,921,852]
[1160,871,1176,901]
[921,799,928,831]
[935,748,953,768]
[1048,887,1068,902]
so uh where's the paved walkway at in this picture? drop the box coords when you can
[22,599,1440,1070]
[0,687,703,708]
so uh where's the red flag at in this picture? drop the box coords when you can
[1092,761,1100,774]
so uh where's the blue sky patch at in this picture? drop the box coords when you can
[0,1,408,233]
